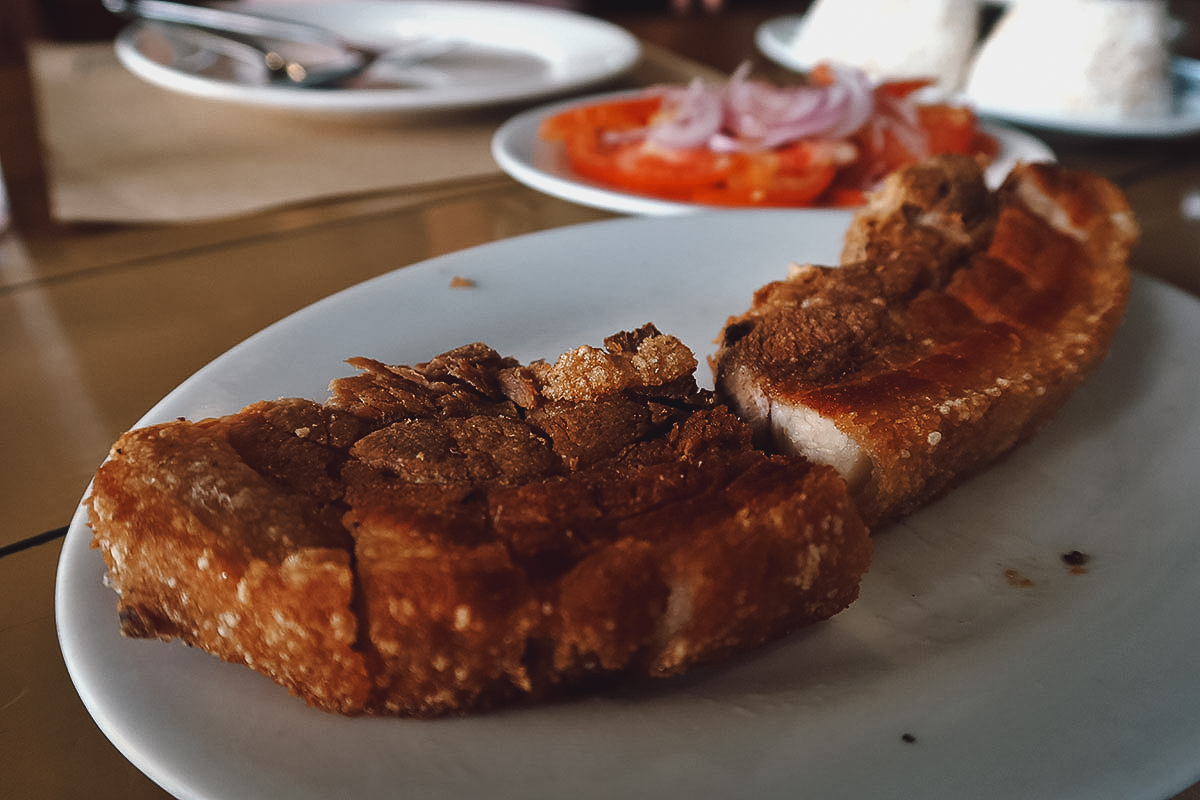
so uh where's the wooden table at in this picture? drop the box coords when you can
[3,2,1199,798]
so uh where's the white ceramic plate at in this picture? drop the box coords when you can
[113,0,640,113]
[59,211,1200,800]
[755,13,868,78]
[757,14,1200,139]
[491,89,1055,216]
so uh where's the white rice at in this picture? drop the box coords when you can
[787,0,979,94]
[964,0,1173,120]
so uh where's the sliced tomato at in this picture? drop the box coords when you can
[692,150,839,207]
[565,138,736,199]
[810,64,933,99]
[822,186,869,207]
[758,164,839,206]
[538,89,996,208]
[542,96,736,199]
[539,95,662,141]
[916,104,1000,167]
[544,94,847,207]
[971,130,1001,161]
[836,101,998,195]
[917,104,981,155]
[758,141,846,205]
[876,78,935,100]
[836,120,920,191]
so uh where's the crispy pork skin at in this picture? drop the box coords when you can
[714,155,1136,528]
[89,325,870,716]
[88,398,374,714]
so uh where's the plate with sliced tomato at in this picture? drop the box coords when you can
[492,64,1055,216]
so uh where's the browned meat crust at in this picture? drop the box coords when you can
[713,155,1136,529]
[89,324,870,717]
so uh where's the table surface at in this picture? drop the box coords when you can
[3,2,1200,798]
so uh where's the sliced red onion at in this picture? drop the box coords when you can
[815,65,877,140]
[721,62,876,149]
[874,92,931,159]
[707,132,744,153]
[600,63,894,155]
[726,84,830,144]
[645,78,724,150]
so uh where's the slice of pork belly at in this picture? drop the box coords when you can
[714,155,1136,528]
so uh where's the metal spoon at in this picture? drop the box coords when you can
[103,0,451,88]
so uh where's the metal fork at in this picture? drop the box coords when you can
[103,0,452,88]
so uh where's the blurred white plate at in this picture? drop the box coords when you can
[58,210,1200,800]
[757,14,1200,139]
[491,88,1055,216]
[754,13,839,75]
[113,0,640,113]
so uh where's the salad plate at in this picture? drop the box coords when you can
[491,88,1055,216]
[59,210,1200,800]
[113,0,640,113]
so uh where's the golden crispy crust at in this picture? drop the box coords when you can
[88,399,372,714]
[714,155,1135,528]
[89,325,870,716]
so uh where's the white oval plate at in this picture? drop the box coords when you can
[757,14,1200,139]
[113,0,640,113]
[59,210,1200,800]
[491,88,1055,216]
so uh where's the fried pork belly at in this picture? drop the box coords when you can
[88,398,374,713]
[714,155,1136,528]
[89,324,870,717]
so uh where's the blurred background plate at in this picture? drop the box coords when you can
[113,0,640,112]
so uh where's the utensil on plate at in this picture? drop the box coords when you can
[102,0,454,88]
